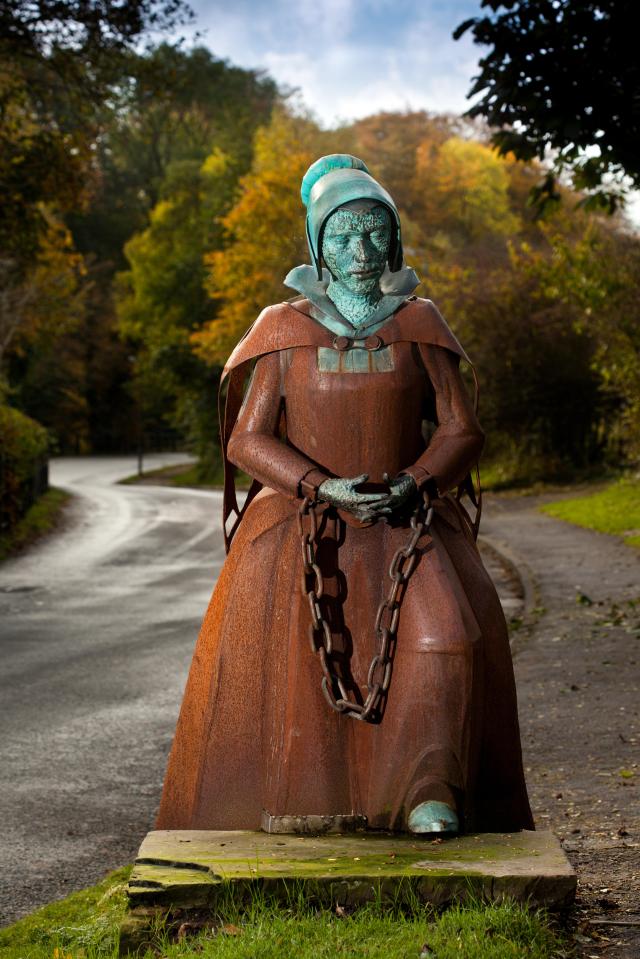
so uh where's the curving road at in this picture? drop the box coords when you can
[0,456,224,925]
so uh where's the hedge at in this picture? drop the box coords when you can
[0,404,49,533]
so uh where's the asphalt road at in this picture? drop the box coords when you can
[0,456,225,926]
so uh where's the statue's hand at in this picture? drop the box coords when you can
[318,474,389,522]
[366,473,417,516]
[318,473,417,523]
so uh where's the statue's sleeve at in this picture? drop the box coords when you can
[227,351,329,499]
[401,343,484,495]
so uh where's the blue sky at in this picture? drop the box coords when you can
[178,0,484,124]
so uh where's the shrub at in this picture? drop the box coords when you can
[0,404,49,533]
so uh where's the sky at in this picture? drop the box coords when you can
[177,0,483,125]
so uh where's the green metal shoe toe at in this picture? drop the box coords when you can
[408,801,459,836]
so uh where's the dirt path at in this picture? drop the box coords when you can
[482,492,640,959]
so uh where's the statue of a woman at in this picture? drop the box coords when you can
[157,154,533,836]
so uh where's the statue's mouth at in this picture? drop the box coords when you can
[351,269,378,278]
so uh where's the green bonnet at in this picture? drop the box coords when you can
[301,154,403,280]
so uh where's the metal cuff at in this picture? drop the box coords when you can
[400,465,432,489]
[298,467,329,499]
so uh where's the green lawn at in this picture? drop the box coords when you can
[0,868,572,959]
[541,477,640,548]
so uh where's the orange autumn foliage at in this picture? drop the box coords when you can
[193,110,341,365]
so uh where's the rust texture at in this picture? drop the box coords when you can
[157,295,533,834]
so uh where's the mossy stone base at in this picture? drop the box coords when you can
[121,829,575,954]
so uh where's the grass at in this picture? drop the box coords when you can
[119,462,252,490]
[0,867,130,959]
[0,869,572,959]
[0,487,70,561]
[540,476,640,548]
[142,901,568,959]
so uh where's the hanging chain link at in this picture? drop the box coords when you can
[297,490,433,723]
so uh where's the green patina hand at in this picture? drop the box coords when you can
[318,472,417,522]
[317,473,387,523]
[322,204,391,328]
[376,473,417,513]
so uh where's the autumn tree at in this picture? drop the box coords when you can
[444,231,606,483]
[512,223,640,460]
[2,42,278,453]
[0,216,84,364]
[196,107,636,481]
[72,44,278,266]
[3,216,89,450]
[113,51,278,463]
[1,0,194,270]
[0,0,196,453]
[193,109,340,366]
[413,136,520,272]
[117,151,238,461]
[350,111,456,217]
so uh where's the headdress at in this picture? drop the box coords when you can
[301,154,403,280]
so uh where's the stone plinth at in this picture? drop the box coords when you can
[120,829,575,954]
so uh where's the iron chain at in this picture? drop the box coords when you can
[298,490,433,723]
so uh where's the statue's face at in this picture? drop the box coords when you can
[322,204,391,294]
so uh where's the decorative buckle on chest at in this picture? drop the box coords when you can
[332,334,384,352]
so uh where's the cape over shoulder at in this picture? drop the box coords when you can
[222,302,331,381]
[221,296,471,381]
[380,298,471,365]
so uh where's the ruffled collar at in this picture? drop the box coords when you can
[284,264,421,338]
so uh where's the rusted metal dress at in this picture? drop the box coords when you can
[157,297,533,833]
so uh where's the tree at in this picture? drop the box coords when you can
[455,239,606,480]
[414,137,520,246]
[455,0,640,212]
[0,0,193,271]
[194,109,338,366]
[113,51,278,464]
[350,111,456,217]
[116,152,233,456]
[79,43,278,253]
[0,215,84,365]
[194,106,633,481]
[2,215,89,451]
[0,2,201,453]
[1,0,192,59]
[516,222,640,460]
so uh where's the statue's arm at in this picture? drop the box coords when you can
[401,344,484,495]
[227,351,328,499]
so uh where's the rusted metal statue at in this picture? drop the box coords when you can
[157,154,533,837]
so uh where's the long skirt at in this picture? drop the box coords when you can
[157,488,533,833]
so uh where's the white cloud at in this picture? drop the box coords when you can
[183,0,481,125]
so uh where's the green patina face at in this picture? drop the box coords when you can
[322,204,391,326]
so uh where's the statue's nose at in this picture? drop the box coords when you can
[354,237,370,261]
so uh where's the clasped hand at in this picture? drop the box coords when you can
[317,472,417,523]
